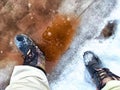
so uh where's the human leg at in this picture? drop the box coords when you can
[102,80,120,90]
[5,66,49,90]
[6,34,49,90]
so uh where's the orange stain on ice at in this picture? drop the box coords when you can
[40,15,78,73]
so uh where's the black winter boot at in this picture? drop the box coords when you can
[83,51,120,90]
[14,34,46,74]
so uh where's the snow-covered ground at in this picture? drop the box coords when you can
[49,0,120,90]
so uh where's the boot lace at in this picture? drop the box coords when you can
[95,68,120,90]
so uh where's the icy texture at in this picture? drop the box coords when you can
[0,0,120,90]
[49,0,120,90]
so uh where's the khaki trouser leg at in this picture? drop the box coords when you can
[102,80,120,90]
[5,66,50,90]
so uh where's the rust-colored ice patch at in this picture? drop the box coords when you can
[41,15,78,72]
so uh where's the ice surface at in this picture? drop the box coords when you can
[0,0,120,90]
[49,0,120,90]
